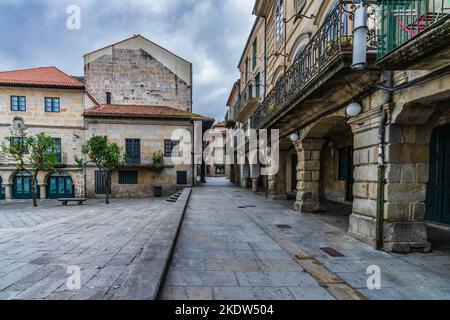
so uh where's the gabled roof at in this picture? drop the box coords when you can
[84,34,192,86]
[83,104,212,121]
[0,66,85,89]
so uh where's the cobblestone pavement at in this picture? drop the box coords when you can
[161,178,450,300]
[0,197,184,300]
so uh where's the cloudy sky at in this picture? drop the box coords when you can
[0,0,255,121]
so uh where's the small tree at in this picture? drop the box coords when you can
[80,136,126,204]
[1,132,57,207]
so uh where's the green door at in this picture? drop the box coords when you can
[46,174,74,199]
[0,176,4,200]
[12,173,40,200]
[426,125,450,225]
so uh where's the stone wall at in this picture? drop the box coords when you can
[85,48,191,111]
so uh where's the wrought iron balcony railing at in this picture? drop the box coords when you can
[250,0,376,129]
[240,80,263,108]
[377,0,450,60]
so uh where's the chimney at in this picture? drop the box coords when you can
[106,92,112,104]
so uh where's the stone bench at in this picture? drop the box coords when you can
[58,198,87,206]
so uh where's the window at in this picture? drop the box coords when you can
[255,73,261,97]
[10,137,28,153]
[177,171,188,185]
[119,171,138,185]
[244,58,249,83]
[276,0,284,43]
[47,138,62,163]
[252,38,257,70]
[294,0,306,16]
[125,139,141,165]
[45,97,60,112]
[10,96,26,111]
[338,148,350,181]
[164,140,179,157]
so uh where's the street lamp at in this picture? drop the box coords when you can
[290,132,299,142]
[346,102,362,118]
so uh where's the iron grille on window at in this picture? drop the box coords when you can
[119,171,138,185]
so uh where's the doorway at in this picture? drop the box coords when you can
[47,173,74,199]
[426,125,450,225]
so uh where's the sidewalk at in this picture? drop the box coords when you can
[162,177,450,300]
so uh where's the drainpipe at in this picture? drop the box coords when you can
[375,70,393,251]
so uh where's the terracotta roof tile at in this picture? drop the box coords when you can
[84,104,212,121]
[0,66,84,88]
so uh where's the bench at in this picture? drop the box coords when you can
[58,198,87,206]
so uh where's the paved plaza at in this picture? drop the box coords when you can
[0,191,189,300]
[1,179,449,300]
[161,178,450,300]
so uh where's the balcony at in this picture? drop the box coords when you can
[124,153,167,170]
[250,1,378,132]
[377,0,450,70]
[235,81,263,123]
[54,152,68,168]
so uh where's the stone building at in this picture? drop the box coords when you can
[0,35,212,202]
[0,67,94,201]
[226,0,450,253]
[82,35,210,198]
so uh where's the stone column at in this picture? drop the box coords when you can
[240,164,250,188]
[294,139,325,212]
[4,183,12,200]
[250,164,260,193]
[38,184,47,200]
[382,124,432,253]
[267,150,288,200]
[349,107,432,253]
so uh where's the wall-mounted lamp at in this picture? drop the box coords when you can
[346,102,362,118]
[290,132,299,142]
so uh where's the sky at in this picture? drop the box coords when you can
[0,0,255,122]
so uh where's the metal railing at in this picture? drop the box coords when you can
[126,153,165,166]
[378,0,450,59]
[241,80,263,108]
[250,0,377,129]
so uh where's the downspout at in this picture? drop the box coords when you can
[264,16,267,98]
[82,92,87,198]
[375,70,393,251]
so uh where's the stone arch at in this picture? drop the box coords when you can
[272,66,285,86]
[314,0,338,26]
[294,111,354,212]
[288,33,310,65]
[301,113,348,140]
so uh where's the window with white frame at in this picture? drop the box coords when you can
[275,0,284,43]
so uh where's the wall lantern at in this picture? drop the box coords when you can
[290,132,299,142]
[346,102,362,118]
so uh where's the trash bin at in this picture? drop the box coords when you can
[154,186,162,197]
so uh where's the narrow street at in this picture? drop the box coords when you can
[161,178,450,300]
